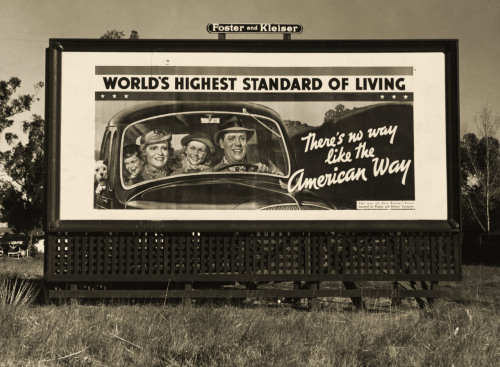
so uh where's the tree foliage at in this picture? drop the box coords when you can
[323,104,352,124]
[100,29,140,39]
[0,79,44,235]
[460,103,500,235]
[0,78,43,141]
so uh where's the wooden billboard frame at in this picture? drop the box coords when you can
[45,39,460,233]
[44,39,461,305]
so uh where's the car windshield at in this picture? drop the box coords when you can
[120,111,290,188]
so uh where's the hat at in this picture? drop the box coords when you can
[139,129,172,147]
[214,116,255,142]
[181,132,215,154]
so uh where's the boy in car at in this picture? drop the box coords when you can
[123,144,145,185]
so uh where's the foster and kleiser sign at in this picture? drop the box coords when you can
[207,23,303,33]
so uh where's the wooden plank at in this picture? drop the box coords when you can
[73,235,79,275]
[399,235,406,275]
[250,234,254,274]
[158,235,164,275]
[266,235,272,274]
[291,234,298,274]
[396,236,406,274]
[146,235,153,275]
[49,287,461,300]
[453,233,461,278]
[430,235,437,275]
[395,235,401,275]
[104,233,110,275]
[219,236,231,274]
[331,235,338,274]
[127,234,133,275]
[284,234,289,274]
[445,234,452,275]
[414,235,421,274]
[112,234,118,275]
[319,235,326,274]
[82,234,89,276]
[423,235,430,274]
[231,236,238,274]
[340,235,347,275]
[438,235,444,275]
[96,235,102,275]
[379,235,386,274]
[304,235,311,275]
[46,272,461,283]
[184,235,190,275]
[199,235,206,274]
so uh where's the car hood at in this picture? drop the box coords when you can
[122,176,333,210]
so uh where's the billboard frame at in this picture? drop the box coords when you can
[45,39,460,233]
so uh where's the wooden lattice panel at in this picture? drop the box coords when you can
[45,232,460,282]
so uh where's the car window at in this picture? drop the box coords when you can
[99,129,111,164]
[120,112,290,188]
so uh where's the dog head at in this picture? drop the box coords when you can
[94,160,108,184]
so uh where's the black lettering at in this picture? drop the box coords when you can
[290,78,301,90]
[161,77,169,90]
[329,78,341,90]
[242,77,251,90]
[102,77,117,90]
[148,77,159,89]
[312,78,322,90]
[269,78,279,90]
[118,77,130,89]
[396,78,406,90]
[280,78,290,90]
[175,77,184,89]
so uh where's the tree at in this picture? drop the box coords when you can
[0,78,42,139]
[461,103,500,237]
[100,29,140,39]
[0,78,44,239]
[323,104,349,124]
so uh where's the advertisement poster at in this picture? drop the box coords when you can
[58,51,448,222]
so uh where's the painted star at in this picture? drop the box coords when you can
[380,95,385,99]
[404,95,408,100]
[124,94,129,99]
[112,94,117,99]
[100,94,105,99]
[392,95,396,99]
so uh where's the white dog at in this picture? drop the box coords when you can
[94,160,108,194]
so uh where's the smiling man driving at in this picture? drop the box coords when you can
[213,116,280,174]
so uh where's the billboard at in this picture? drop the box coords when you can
[46,40,459,231]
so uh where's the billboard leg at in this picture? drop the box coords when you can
[308,282,320,311]
[183,282,193,307]
[391,281,402,306]
[69,283,79,306]
[343,281,366,310]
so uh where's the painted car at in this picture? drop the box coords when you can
[95,101,334,210]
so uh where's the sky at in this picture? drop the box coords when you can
[0,0,499,139]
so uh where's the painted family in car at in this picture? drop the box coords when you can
[94,101,334,210]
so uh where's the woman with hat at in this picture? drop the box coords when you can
[139,129,172,181]
[172,132,215,175]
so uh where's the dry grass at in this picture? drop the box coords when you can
[0,256,498,366]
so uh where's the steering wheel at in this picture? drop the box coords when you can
[215,163,259,172]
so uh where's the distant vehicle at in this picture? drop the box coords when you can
[0,235,29,258]
[95,101,335,211]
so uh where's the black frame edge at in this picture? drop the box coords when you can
[45,39,461,234]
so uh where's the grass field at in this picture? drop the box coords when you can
[0,255,498,366]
